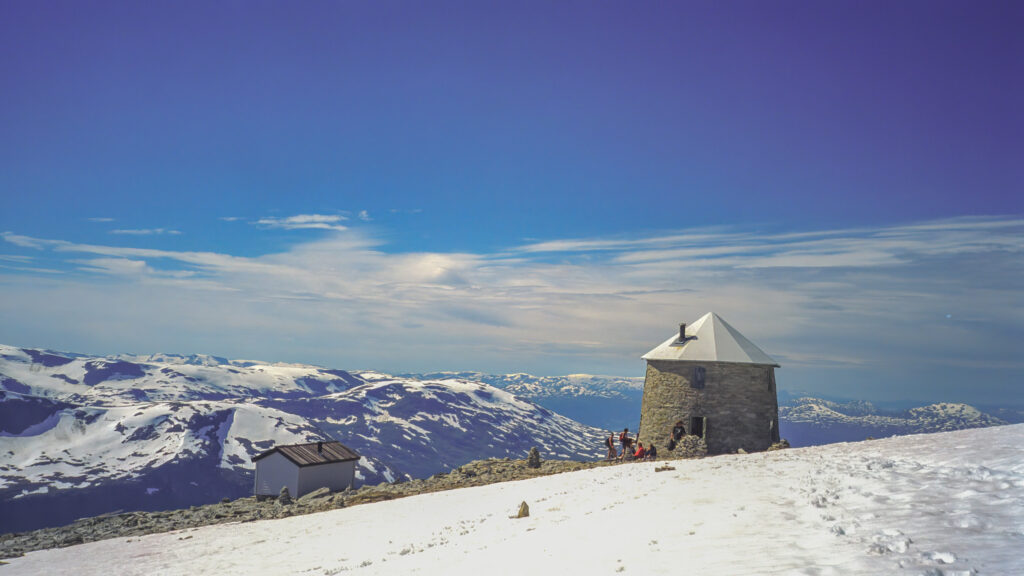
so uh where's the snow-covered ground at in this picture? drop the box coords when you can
[7,425,1022,575]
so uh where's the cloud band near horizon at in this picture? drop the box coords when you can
[1,215,1021,406]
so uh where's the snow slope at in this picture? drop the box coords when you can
[7,425,1022,575]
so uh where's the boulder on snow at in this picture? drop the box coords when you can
[515,501,529,518]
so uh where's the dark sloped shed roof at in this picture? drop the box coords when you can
[253,441,360,467]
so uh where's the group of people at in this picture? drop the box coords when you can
[604,428,658,461]
[604,420,688,461]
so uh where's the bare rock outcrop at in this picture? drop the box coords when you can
[526,447,541,468]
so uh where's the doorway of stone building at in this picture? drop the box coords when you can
[690,416,706,439]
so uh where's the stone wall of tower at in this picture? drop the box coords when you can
[637,360,779,454]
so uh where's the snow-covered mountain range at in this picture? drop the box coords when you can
[7,424,1023,575]
[406,371,644,399]
[780,396,1011,446]
[405,371,645,432]
[0,345,604,533]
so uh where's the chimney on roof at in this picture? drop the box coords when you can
[317,441,323,453]
[679,323,687,341]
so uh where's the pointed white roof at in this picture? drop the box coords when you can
[641,312,779,366]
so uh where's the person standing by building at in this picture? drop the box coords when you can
[605,432,617,460]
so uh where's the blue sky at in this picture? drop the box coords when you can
[1,1,1021,406]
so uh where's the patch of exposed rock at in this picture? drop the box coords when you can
[665,434,708,458]
[0,452,706,560]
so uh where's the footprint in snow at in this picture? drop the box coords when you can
[868,529,912,554]
[945,513,985,530]
[924,551,957,564]
[810,494,830,508]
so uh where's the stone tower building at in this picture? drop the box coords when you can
[637,312,780,454]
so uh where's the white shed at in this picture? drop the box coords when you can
[252,441,360,498]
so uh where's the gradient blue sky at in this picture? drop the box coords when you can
[1,2,1021,406]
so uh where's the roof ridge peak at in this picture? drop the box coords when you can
[643,312,778,366]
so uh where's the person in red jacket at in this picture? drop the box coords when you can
[633,442,646,460]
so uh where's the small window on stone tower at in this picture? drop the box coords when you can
[690,416,706,439]
[692,366,706,389]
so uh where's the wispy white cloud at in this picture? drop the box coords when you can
[220,216,244,222]
[0,254,33,263]
[0,263,64,274]
[87,217,115,223]
[255,214,348,231]
[513,230,743,254]
[74,257,152,276]
[1,232,61,250]
[358,210,372,222]
[110,228,182,236]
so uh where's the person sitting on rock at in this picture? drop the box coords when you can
[633,442,646,460]
[667,420,686,451]
[672,420,686,441]
[645,444,657,460]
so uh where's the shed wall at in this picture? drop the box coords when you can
[297,460,356,496]
[254,451,300,497]
[638,360,779,454]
